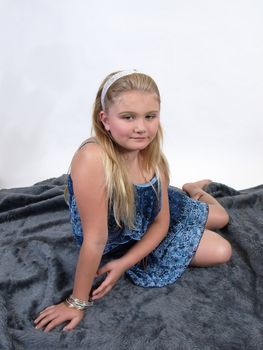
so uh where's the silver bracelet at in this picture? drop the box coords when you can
[64,295,94,310]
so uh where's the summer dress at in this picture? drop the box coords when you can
[67,142,208,287]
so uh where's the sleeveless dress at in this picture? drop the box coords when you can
[67,158,209,288]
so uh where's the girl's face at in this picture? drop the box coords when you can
[100,90,160,153]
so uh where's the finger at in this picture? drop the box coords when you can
[44,317,65,333]
[63,317,81,332]
[96,265,110,276]
[34,308,56,324]
[34,312,51,324]
[40,305,56,313]
[92,278,111,297]
[93,283,112,299]
[35,314,57,330]
[92,285,112,300]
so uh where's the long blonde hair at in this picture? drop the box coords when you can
[92,71,169,227]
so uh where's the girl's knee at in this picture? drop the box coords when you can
[190,230,232,267]
[216,240,232,264]
[206,206,230,230]
[219,210,230,228]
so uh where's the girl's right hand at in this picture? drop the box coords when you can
[34,302,85,332]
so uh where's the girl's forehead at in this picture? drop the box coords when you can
[111,90,160,111]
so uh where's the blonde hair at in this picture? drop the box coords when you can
[92,71,169,227]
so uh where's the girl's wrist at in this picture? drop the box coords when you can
[118,255,133,272]
[71,287,94,304]
[64,295,94,310]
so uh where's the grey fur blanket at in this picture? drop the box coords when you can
[0,175,262,350]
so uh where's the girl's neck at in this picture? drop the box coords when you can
[123,150,140,164]
[123,152,153,184]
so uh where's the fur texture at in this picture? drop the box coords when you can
[0,176,262,350]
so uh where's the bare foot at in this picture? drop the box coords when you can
[182,179,212,200]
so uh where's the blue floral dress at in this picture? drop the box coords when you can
[67,173,209,288]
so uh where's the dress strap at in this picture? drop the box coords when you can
[78,137,97,150]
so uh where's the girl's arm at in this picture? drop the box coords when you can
[92,173,170,300]
[119,173,170,270]
[34,143,108,331]
[70,144,108,301]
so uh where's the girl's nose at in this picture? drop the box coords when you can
[133,121,146,133]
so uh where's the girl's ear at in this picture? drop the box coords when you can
[99,111,110,131]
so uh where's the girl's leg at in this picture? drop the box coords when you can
[183,180,232,266]
[190,229,232,267]
[182,180,229,230]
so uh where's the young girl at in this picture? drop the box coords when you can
[34,70,232,332]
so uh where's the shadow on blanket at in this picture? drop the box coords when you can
[0,175,262,350]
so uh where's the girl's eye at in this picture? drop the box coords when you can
[145,115,156,120]
[122,115,134,120]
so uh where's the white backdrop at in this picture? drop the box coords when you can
[0,0,262,190]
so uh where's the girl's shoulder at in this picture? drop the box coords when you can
[75,137,103,157]
[70,137,104,175]
[77,136,101,151]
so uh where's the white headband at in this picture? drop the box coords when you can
[100,69,140,110]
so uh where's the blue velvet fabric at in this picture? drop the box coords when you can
[68,174,208,287]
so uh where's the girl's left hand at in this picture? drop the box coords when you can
[34,302,85,332]
[91,259,125,300]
